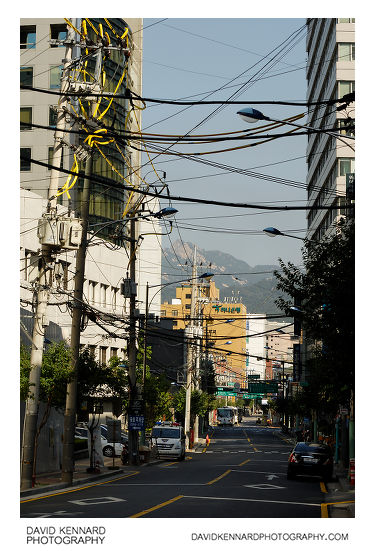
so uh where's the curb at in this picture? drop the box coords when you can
[20,457,166,499]
[20,468,128,498]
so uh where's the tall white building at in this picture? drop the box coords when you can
[20,18,162,363]
[245,314,267,380]
[306,18,355,241]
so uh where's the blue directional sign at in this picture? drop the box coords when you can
[128,415,145,431]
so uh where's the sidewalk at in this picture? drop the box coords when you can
[324,467,355,518]
[20,455,135,499]
[21,442,205,499]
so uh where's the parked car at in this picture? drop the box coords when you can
[287,442,333,481]
[74,424,127,457]
[100,424,127,457]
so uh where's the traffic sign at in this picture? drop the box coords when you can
[128,415,145,431]
[248,381,279,394]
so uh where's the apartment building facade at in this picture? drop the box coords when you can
[20,18,162,361]
[306,18,355,241]
[161,280,247,389]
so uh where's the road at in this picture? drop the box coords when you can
[20,416,326,518]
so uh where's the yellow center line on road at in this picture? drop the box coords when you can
[163,456,192,466]
[206,469,231,485]
[20,471,140,503]
[320,481,328,493]
[129,494,184,518]
[238,458,251,467]
[243,428,258,452]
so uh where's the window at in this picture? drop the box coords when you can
[20,66,33,87]
[20,25,36,49]
[20,107,32,130]
[55,260,70,290]
[89,345,96,357]
[100,284,108,307]
[338,18,355,23]
[338,81,354,98]
[20,148,31,171]
[49,106,58,127]
[185,304,191,310]
[111,287,119,309]
[185,294,191,299]
[160,310,166,317]
[337,118,355,137]
[50,24,67,47]
[89,281,97,304]
[100,346,108,365]
[339,158,355,176]
[172,310,178,317]
[337,43,355,62]
[50,65,63,89]
[110,348,118,358]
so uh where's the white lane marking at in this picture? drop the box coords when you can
[22,511,82,517]
[229,469,284,475]
[102,483,206,486]
[182,495,320,507]
[68,496,126,506]
[244,484,285,489]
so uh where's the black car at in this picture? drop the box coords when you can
[287,442,333,480]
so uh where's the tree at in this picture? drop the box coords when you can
[20,341,73,482]
[172,388,217,428]
[274,220,354,416]
[134,336,176,427]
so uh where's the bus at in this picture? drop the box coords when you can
[216,406,239,426]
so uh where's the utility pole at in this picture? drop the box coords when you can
[184,247,198,449]
[20,24,76,490]
[62,45,103,485]
[140,282,149,447]
[127,214,140,465]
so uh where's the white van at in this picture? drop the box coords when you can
[151,422,186,461]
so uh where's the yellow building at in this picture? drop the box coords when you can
[161,281,247,389]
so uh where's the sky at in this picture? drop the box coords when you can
[140,18,308,269]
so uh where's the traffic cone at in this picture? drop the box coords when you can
[206,434,210,446]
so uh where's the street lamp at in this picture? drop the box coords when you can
[263,226,307,242]
[237,107,355,152]
[87,207,178,243]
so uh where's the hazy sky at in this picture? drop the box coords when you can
[141,18,308,269]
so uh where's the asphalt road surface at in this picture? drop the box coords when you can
[20,417,326,518]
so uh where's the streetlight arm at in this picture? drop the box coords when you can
[263,227,306,241]
[237,107,355,151]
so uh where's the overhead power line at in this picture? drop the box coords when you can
[20,84,355,109]
[21,156,355,213]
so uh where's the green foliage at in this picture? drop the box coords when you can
[77,347,128,407]
[20,341,73,409]
[20,344,32,401]
[172,388,216,428]
[274,220,355,412]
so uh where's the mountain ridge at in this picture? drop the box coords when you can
[161,240,288,316]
